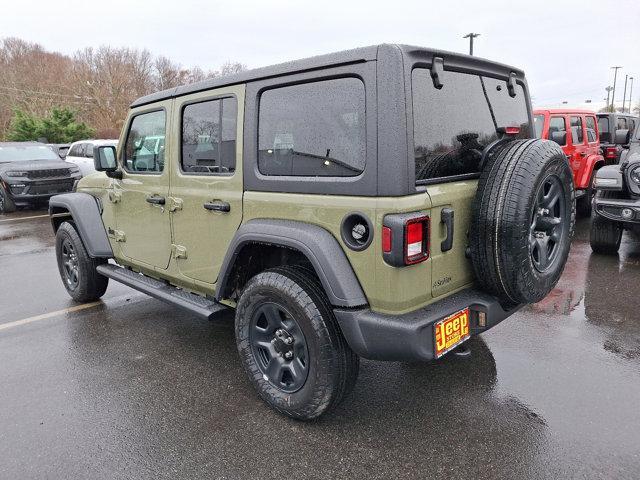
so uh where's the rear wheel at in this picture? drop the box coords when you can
[470,139,575,306]
[55,222,109,302]
[0,186,16,214]
[235,266,359,420]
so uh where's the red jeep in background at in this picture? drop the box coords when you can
[534,109,604,215]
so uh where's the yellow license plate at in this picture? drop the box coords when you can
[434,308,470,358]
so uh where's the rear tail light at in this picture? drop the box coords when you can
[605,146,617,160]
[382,213,430,267]
[404,217,429,264]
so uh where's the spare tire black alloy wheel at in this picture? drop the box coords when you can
[529,175,568,273]
[249,302,309,393]
[470,139,575,307]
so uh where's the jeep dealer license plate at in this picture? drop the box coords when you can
[434,308,470,358]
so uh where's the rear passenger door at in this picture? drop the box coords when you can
[169,85,244,285]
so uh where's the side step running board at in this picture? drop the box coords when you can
[96,264,228,320]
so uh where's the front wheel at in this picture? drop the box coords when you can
[235,266,359,420]
[590,215,623,254]
[55,222,109,302]
[0,186,16,214]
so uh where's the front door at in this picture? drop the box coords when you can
[169,85,244,284]
[114,104,173,270]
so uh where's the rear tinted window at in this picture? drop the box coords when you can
[258,77,365,177]
[413,68,530,182]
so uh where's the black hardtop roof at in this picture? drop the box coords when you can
[131,44,525,108]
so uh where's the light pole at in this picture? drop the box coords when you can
[628,77,634,113]
[611,66,622,112]
[463,33,480,56]
[622,75,628,113]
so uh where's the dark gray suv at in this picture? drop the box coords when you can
[0,142,81,213]
[590,124,640,253]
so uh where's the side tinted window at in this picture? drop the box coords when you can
[598,116,610,143]
[585,116,597,143]
[533,114,545,138]
[549,117,567,145]
[629,119,636,135]
[84,143,95,158]
[617,117,627,130]
[570,116,584,144]
[181,97,237,175]
[124,110,166,173]
[258,77,366,177]
[68,144,82,157]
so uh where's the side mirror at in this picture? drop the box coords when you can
[550,131,566,146]
[614,129,630,145]
[93,145,117,170]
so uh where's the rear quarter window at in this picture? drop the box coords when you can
[258,77,366,177]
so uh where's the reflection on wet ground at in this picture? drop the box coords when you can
[0,209,639,479]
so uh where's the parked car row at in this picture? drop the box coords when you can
[534,109,637,216]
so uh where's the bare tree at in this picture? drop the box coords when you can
[0,37,247,140]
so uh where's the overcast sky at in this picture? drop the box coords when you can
[2,0,638,110]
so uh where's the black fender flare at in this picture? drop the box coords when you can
[49,193,113,258]
[215,219,368,308]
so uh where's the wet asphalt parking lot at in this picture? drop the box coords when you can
[0,209,639,480]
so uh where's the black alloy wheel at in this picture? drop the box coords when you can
[61,238,80,289]
[529,175,569,273]
[249,302,310,393]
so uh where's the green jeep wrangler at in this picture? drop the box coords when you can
[50,44,575,420]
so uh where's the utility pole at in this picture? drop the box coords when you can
[611,66,622,112]
[463,33,480,56]
[628,77,634,113]
[622,75,628,113]
[606,86,613,110]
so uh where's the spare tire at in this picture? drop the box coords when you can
[469,139,575,307]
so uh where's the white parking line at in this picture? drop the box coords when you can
[0,214,50,223]
[0,293,145,332]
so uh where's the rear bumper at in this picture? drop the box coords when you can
[594,195,640,224]
[334,289,520,362]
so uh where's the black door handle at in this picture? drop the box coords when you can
[146,195,165,205]
[441,208,454,252]
[203,201,230,213]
